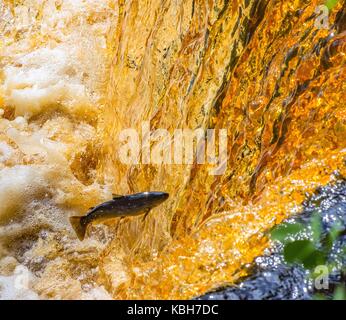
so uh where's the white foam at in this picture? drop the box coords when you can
[0,142,14,163]
[6,126,68,166]
[81,286,112,300]
[0,165,49,224]
[0,0,116,300]
[0,265,39,300]
[2,47,91,118]
[1,0,114,119]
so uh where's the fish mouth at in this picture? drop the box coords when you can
[153,192,169,200]
[142,191,169,205]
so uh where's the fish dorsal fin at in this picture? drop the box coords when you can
[89,207,94,210]
[112,193,123,199]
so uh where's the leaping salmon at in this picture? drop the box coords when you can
[70,191,169,241]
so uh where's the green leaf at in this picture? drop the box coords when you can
[311,213,322,245]
[321,223,344,254]
[333,285,346,300]
[313,293,328,300]
[271,222,305,243]
[284,240,315,263]
[283,240,326,270]
[303,250,326,270]
[329,223,344,242]
[325,0,339,11]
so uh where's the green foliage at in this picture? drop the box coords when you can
[270,212,346,300]
[270,212,343,271]
[270,213,327,270]
[283,240,326,270]
[311,214,322,245]
[333,285,346,300]
[313,293,327,300]
[325,0,339,10]
[321,222,344,254]
[270,222,304,242]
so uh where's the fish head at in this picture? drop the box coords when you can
[134,191,169,210]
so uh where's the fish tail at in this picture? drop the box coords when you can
[69,216,87,241]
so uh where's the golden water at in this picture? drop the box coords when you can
[0,0,345,299]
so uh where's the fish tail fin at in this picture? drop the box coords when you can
[69,216,87,241]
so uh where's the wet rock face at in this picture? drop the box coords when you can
[198,180,346,300]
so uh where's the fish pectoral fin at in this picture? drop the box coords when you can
[142,209,151,222]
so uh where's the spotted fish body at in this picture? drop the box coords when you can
[70,192,169,240]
